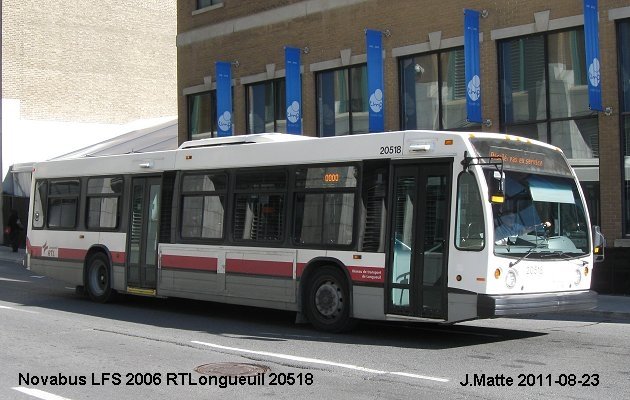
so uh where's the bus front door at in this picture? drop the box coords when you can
[126,176,161,294]
[388,162,451,319]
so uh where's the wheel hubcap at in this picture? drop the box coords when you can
[315,280,342,318]
[90,262,107,295]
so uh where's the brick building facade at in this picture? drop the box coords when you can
[176,0,630,292]
[2,0,177,172]
[3,0,176,123]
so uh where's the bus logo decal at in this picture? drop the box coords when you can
[42,242,58,258]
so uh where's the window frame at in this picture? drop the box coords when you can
[85,176,123,231]
[291,163,361,249]
[231,168,288,244]
[398,47,481,132]
[46,179,81,230]
[617,19,630,236]
[179,171,228,242]
[497,27,599,157]
[187,90,217,140]
[245,78,286,134]
[196,0,221,11]
[454,171,486,251]
[316,64,368,136]
[31,180,48,230]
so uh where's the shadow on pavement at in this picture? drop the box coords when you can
[0,261,549,351]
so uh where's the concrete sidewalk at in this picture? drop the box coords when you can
[0,245,25,264]
[1,245,628,319]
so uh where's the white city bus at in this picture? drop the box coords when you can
[26,131,603,331]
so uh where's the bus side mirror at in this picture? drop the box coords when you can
[489,170,505,204]
[592,225,605,263]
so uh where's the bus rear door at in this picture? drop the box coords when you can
[126,176,161,294]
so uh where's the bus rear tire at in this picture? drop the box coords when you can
[86,253,113,303]
[305,266,356,333]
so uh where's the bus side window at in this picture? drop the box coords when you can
[455,172,485,250]
[32,180,47,228]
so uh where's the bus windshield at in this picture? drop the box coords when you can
[485,169,589,259]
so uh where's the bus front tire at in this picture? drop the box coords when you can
[305,266,356,333]
[86,253,113,303]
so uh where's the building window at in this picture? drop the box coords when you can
[499,28,598,158]
[188,91,217,140]
[399,48,480,131]
[197,0,220,10]
[86,177,123,229]
[499,28,600,226]
[246,79,286,133]
[619,20,630,235]
[317,65,368,136]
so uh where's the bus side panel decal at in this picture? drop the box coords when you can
[29,246,126,265]
[161,254,218,272]
[226,259,293,278]
[29,246,86,261]
[347,266,384,284]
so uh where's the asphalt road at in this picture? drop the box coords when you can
[1,259,629,400]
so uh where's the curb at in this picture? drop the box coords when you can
[0,254,25,265]
[581,310,630,321]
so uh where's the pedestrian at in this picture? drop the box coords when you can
[6,209,24,252]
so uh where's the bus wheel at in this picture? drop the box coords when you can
[305,266,356,332]
[86,253,113,303]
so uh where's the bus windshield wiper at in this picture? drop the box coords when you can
[509,241,548,268]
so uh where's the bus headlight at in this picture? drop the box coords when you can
[505,270,517,289]
[574,269,582,286]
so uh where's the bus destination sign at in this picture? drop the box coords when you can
[470,138,573,177]
[489,147,545,169]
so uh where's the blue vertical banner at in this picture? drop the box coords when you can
[366,29,384,132]
[285,47,302,135]
[584,0,603,111]
[215,61,233,137]
[464,9,482,124]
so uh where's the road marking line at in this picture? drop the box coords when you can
[258,332,332,339]
[191,340,449,382]
[0,305,39,314]
[0,277,30,283]
[12,387,73,400]
[30,276,45,279]
[390,371,449,382]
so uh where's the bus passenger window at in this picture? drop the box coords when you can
[32,180,47,228]
[47,180,80,229]
[455,172,485,250]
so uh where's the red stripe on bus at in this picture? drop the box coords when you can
[347,266,385,283]
[28,245,125,264]
[296,263,307,277]
[226,259,293,277]
[161,255,218,272]
[30,245,42,257]
[110,251,126,264]
[58,248,88,260]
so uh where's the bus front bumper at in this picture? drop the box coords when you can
[477,290,597,318]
